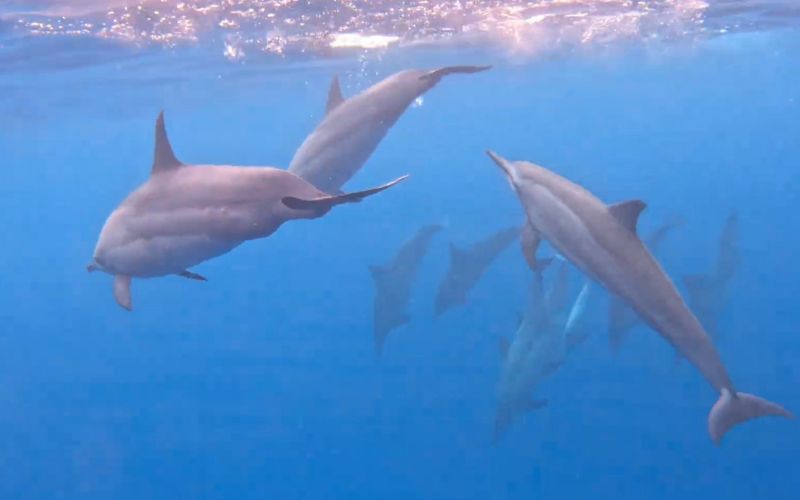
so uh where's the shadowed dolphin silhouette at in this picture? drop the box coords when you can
[289,66,490,193]
[494,261,593,441]
[683,211,739,338]
[88,112,407,310]
[434,226,519,316]
[487,150,792,445]
[370,224,443,355]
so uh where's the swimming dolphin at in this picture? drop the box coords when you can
[288,66,491,193]
[88,112,407,311]
[495,262,591,440]
[434,226,519,316]
[609,219,683,353]
[683,211,739,337]
[370,224,443,355]
[487,150,792,444]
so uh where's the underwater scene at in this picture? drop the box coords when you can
[1,1,799,498]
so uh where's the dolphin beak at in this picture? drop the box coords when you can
[86,263,98,273]
[486,150,513,177]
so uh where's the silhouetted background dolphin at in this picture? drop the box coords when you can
[370,224,443,355]
[434,226,519,316]
[88,112,406,310]
[288,66,490,193]
[487,150,792,445]
[683,211,739,337]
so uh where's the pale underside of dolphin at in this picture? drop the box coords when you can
[495,261,591,440]
[288,65,491,193]
[89,112,407,310]
[370,224,443,355]
[487,150,792,445]
[683,211,739,338]
[434,226,519,316]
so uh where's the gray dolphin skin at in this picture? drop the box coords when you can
[434,226,519,316]
[609,220,682,353]
[487,150,792,444]
[88,112,407,311]
[370,224,443,355]
[288,65,491,193]
[683,211,739,337]
[495,262,591,440]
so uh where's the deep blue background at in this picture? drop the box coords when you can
[0,29,798,499]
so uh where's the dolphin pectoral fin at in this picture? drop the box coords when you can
[708,388,793,445]
[521,398,548,412]
[282,175,408,213]
[113,275,132,311]
[608,200,646,235]
[420,65,492,81]
[520,222,545,272]
[177,270,207,281]
[325,75,345,114]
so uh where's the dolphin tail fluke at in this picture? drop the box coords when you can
[420,65,491,82]
[282,175,408,213]
[708,388,793,445]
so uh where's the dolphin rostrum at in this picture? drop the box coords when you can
[370,224,443,355]
[609,219,683,353]
[683,211,739,337]
[288,66,490,193]
[487,150,792,444]
[495,261,592,440]
[434,226,519,316]
[88,112,407,310]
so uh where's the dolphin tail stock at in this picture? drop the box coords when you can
[708,388,793,445]
[420,65,492,82]
[282,175,409,213]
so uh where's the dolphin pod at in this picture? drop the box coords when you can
[486,150,792,444]
[683,211,740,337]
[88,112,406,310]
[434,226,519,316]
[370,224,443,355]
[288,66,491,193]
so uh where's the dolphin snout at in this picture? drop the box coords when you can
[486,150,513,176]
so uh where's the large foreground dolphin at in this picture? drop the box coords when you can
[487,150,792,444]
[370,224,443,355]
[495,262,593,440]
[288,65,490,193]
[683,212,739,337]
[434,226,519,316]
[88,113,406,310]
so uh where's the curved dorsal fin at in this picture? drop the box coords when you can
[152,111,183,175]
[608,200,646,235]
[326,75,345,115]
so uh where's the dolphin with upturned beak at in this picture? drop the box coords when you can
[289,66,490,193]
[487,150,792,444]
[88,112,406,310]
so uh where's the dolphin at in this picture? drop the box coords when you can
[88,112,407,311]
[487,150,792,444]
[288,66,491,193]
[434,226,519,316]
[494,261,592,440]
[683,211,739,337]
[609,219,683,353]
[370,224,443,355]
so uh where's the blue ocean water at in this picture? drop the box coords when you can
[1,1,799,498]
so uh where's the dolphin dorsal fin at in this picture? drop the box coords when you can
[152,111,183,175]
[608,200,646,235]
[326,75,345,115]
